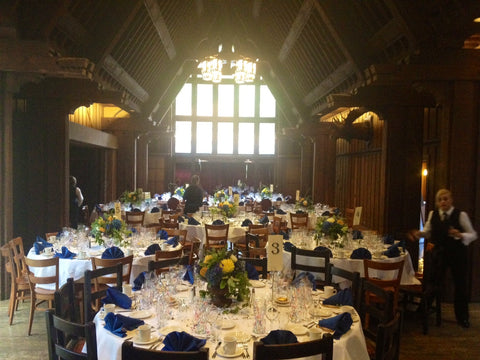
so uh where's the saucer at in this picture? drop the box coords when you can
[250,280,266,288]
[217,320,235,330]
[132,335,160,345]
[286,324,307,336]
[216,346,243,358]
[159,325,184,335]
[224,331,250,343]
[129,310,152,319]
[316,308,333,317]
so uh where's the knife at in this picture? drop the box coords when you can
[212,341,222,358]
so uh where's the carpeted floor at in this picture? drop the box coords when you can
[0,299,479,359]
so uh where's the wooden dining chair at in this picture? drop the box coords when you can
[122,340,208,359]
[24,256,59,335]
[147,255,190,275]
[155,248,184,261]
[161,228,188,247]
[291,247,332,288]
[363,259,404,314]
[253,334,333,360]
[125,211,145,229]
[289,212,309,230]
[8,237,32,325]
[240,257,268,279]
[46,309,98,360]
[330,265,361,311]
[54,277,81,323]
[375,311,402,360]
[91,255,134,287]
[272,216,288,234]
[159,217,180,229]
[248,226,269,245]
[345,207,355,228]
[83,264,123,322]
[204,224,229,252]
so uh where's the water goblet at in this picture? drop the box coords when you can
[265,302,279,331]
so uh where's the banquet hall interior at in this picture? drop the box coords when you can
[1,1,480,359]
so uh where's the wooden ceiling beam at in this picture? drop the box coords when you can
[144,0,176,60]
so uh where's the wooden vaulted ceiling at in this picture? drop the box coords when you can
[2,0,479,130]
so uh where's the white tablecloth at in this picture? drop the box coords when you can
[94,283,369,360]
[179,222,247,246]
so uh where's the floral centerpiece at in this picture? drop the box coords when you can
[198,248,250,307]
[260,186,272,199]
[213,189,227,204]
[295,196,315,211]
[174,186,185,198]
[218,201,238,218]
[119,188,143,206]
[90,213,132,247]
[315,214,348,242]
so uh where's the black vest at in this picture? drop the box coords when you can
[431,208,464,247]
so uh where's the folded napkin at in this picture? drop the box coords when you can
[382,234,394,244]
[166,236,179,247]
[132,208,141,212]
[384,242,401,258]
[318,312,353,339]
[292,271,316,290]
[162,331,206,351]
[183,265,194,284]
[259,215,269,224]
[276,209,286,214]
[145,243,161,256]
[212,219,224,225]
[177,215,185,223]
[161,204,168,210]
[239,201,245,206]
[276,197,283,202]
[241,219,253,227]
[245,262,259,280]
[314,246,333,258]
[188,217,200,225]
[150,207,160,213]
[323,288,353,306]
[130,227,137,234]
[279,230,290,240]
[261,330,298,345]
[352,230,363,240]
[321,211,331,217]
[133,271,146,291]
[350,247,371,260]
[101,246,125,259]
[157,229,169,240]
[283,241,295,252]
[34,235,53,255]
[104,312,144,337]
[101,287,132,309]
[55,246,76,259]
[295,210,305,214]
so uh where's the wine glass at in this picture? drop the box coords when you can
[265,302,279,331]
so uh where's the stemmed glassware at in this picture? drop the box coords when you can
[265,302,279,331]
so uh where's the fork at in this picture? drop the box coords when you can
[243,344,250,358]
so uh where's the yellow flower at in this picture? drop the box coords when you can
[108,215,113,222]
[327,217,335,223]
[220,259,235,273]
[99,227,105,233]
[303,200,308,206]
[204,255,213,264]
[199,267,208,277]
[230,254,237,262]
[228,203,233,208]
[337,219,344,225]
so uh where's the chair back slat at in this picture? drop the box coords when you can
[253,334,333,360]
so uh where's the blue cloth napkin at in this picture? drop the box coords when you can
[276,209,286,214]
[292,271,316,290]
[350,247,371,260]
[212,219,224,225]
[295,210,305,214]
[276,197,283,202]
[283,242,295,252]
[259,215,269,224]
[321,211,331,217]
[54,246,76,259]
[145,243,161,256]
[132,208,141,212]
[314,246,333,257]
[133,271,146,291]
[101,287,132,309]
[323,288,353,306]
[318,312,353,339]
[177,215,185,223]
[382,234,394,244]
[183,265,194,284]
[34,235,53,255]
[150,207,160,213]
[166,236,179,247]
[162,331,206,351]
[241,219,253,227]
[104,312,144,337]
[384,243,401,258]
[279,230,290,240]
[188,217,200,225]
[352,230,363,240]
[261,330,298,345]
[245,262,259,280]
[130,227,137,234]
[157,230,169,240]
[101,246,125,259]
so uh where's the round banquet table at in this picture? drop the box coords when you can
[94,281,370,360]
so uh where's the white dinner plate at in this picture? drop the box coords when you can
[217,320,235,330]
[316,308,333,317]
[176,284,189,292]
[216,346,243,358]
[249,280,266,288]
[132,335,160,345]
[159,325,184,335]
[129,310,152,319]
[286,324,307,336]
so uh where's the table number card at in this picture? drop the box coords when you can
[228,186,233,196]
[295,190,300,201]
[144,192,151,200]
[233,193,240,205]
[354,206,362,226]
[114,201,122,219]
[267,235,284,272]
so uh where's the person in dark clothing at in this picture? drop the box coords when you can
[410,189,477,328]
[69,176,84,229]
[183,175,204,215]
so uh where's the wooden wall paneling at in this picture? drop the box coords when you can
[148,155,165,194]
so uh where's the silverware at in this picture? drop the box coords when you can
[243,344,250,358]
[212,341,221,358]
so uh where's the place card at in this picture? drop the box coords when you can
[233,193,240,205]
[114,201,122,219]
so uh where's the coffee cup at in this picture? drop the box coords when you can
[44,247,54,255]
[137,324,151,342]
[123,284,133,297]
[77,250,87,259]
[125,248,133,256]
[308,326,323,340]
[223,336,237,355]
[161,242,169,251]
[336,249,345,258]
[324,286,337,298]
[104,303,116,315]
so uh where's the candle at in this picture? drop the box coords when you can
[270,184,273,193]
[228,186,232,196]
[296,190,300,201]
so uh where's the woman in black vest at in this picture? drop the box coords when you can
[411,189,477,328]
